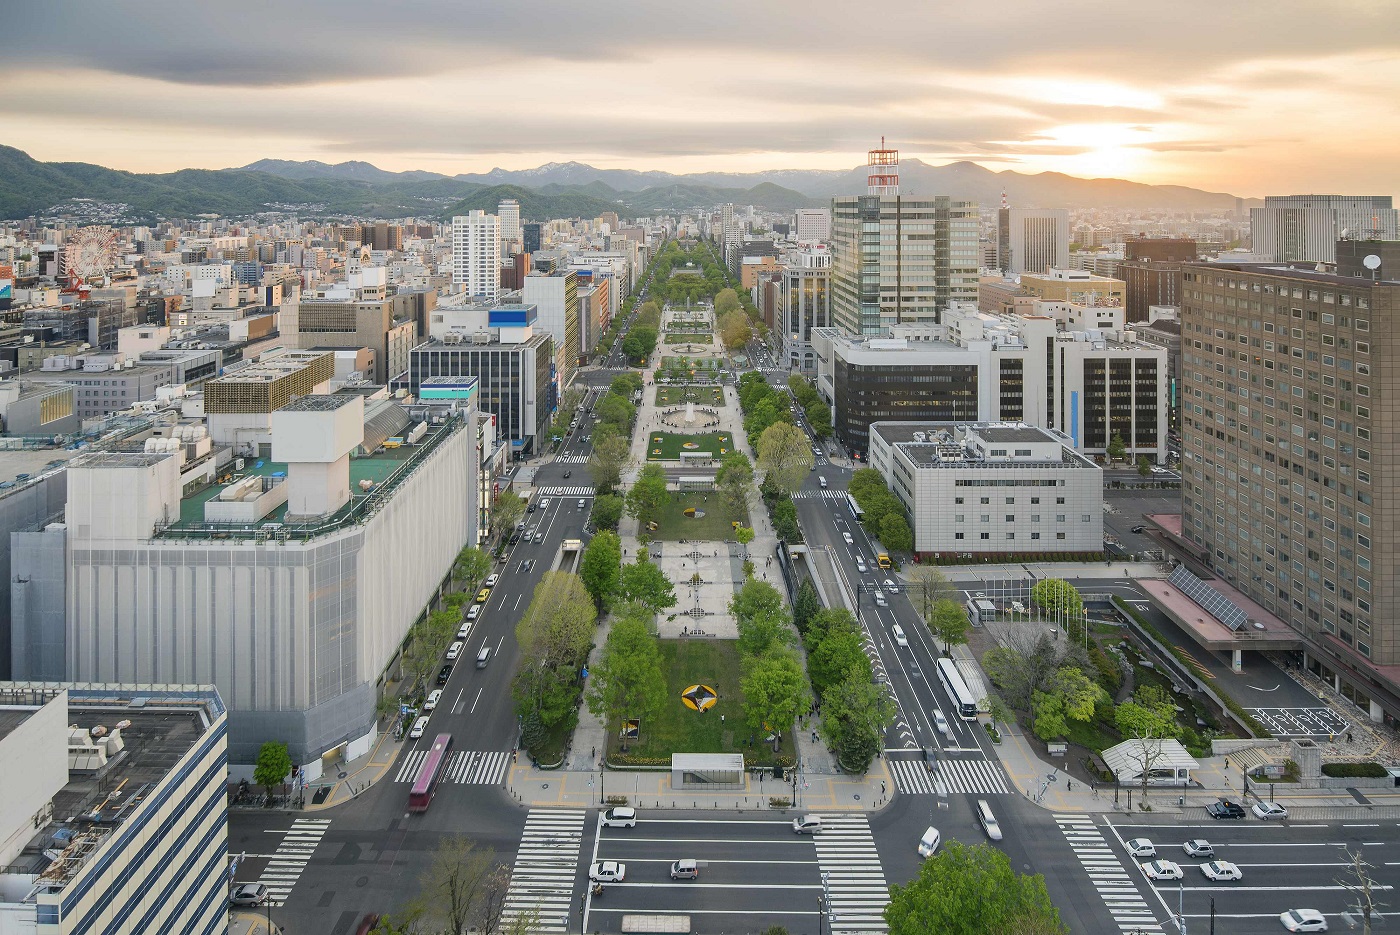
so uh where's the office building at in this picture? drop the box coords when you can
[1117,239,1194,323]
[867,421,1102,557]
[522,270,581,387]
[996,207,1070,274]
[1178,261,1400,720]
[498,199,522,248]
[1335,239,1400,281]
[0,381,78,435]
[522,223,543,254]
[830,141,979,334]
[0,683,228,935]
[451,210,501,301]
[719,204,740,268]
[1020,268,1126,307]
[1250,196,1397,263]
[779,247,831,375]
[281,295,421,383]
[794,208,831,243]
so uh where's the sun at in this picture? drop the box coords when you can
[1030,123,1153,178]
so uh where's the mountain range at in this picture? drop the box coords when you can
[0,144,1254,222]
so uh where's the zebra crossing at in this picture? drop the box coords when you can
[812,814,889,933]
[256,817,330,907]
[1054,815,1163,933]
[393,748,512,786]
[791,489,848,500]
[501,809,586,934]
[888,757,1010,795]
[554,453,590,464]
[533,486,595,498]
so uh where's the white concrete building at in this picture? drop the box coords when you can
[867,421,1103,557]
[451,210,501,301]
[997,207,1070,274]
[497,198,522,249]
[1250,195,1397,263]
[793,208,831,243]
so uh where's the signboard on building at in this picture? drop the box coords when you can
[0,264,12,309]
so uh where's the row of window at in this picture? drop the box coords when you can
[953,514,1090,523]
[954,532,1066,540]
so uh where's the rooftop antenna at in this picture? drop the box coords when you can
[1001,190,1009,211]
[867,137,899,197]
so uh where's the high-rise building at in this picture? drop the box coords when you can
[1120,241,1194,323]
[719,204,740,268]
[1250,196,1397,263]
[498,199,521,247]
[829,141,978,334]
[522,270,581,387]
[522,222,543,254]
[794,208,831,242]
[1178,261,1400,720]
[779,247,831,374]
[451,210,501,301]
[996,207,1070,274]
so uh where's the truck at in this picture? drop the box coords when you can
[876,553,892,570]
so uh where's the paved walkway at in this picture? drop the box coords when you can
[301,727,405,812]
[230,912,280,935]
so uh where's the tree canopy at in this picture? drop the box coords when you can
[253,741,292,796]
[579,531,622,608]
[586,612,666,742]
[625,463,670,526]
[757,422,814,492]
[885,842,1065,935]
[617,559,678,613]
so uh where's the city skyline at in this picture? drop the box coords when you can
[6,0,1399,197]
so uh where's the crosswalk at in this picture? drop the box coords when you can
[502,809,586,934]
[1054,815,1163,933]
[394,748,512,786]
[888,757,1010,795]
[812,814,889,933]
[554,453,590,464]
[256,817,330,907]
[791,489,848,500]
[533,486,595,498]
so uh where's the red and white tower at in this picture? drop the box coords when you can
[866,137,899,197]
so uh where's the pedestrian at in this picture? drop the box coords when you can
[811,730,817,743]
[1067,779,1072,791]
[881,780,886,795]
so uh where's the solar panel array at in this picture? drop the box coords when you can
[1168,565,1249,631]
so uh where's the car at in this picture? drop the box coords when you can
[436,663,454,686]
[466,604,481,622]
[932,710,950,735]
[1131,524,1146,533]
[1201,860,1242,881]
[874,590,888,607]
[564,471,572,478]
[1253,801,1288,820]
[520,559,535,573]
[540,498,551,510]
[485,574,499,588]
[423,689,442,711]
[1280,909,1328,932]
[527,502,537,513]
[1141,860,1183,881]
[1183,839,1214,857]
[1125,838,1156,858]
[883,578,899,593]
[842,532,854,545]
[917,826,941,858]
[921,746,938,770]
[1206,799,1246,820]
[670,859,699,880]
[892,624,908,646]
[230,883,269,907]
[792,814,823,834]
[446,640,464,661]
[476,587,491,603]
[601,806,637,828]
[589,861,625,883]
[578,499,586,509]
[534,532,544,543]
[409,715,430,739]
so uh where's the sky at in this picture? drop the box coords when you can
[5,1,1399,197]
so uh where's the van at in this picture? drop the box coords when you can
[446,641,464,661]
[917,827,941,858]
[475,645,491,668]
[818,476,828,488]
[670,859,699,880]
[976,799,1003,841]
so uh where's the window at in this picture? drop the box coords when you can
[1031,532,1041,540]
[1005,514,1015,522]
[1082,514,1092,522]
[954,532,964,540]
[1056,532,1066,540]
[1056,514,1066,522]
[979,532,990,540]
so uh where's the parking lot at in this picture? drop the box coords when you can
[1102,816,1399,933]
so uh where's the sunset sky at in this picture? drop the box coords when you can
[6,0,1398,197]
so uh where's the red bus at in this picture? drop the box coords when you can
[408,733,453,813]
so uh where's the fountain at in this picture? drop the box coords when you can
[685,401,695,424]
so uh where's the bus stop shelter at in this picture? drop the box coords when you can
[671,753,744,788]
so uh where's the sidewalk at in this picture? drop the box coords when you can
[229,911,280,935]
[301,727,405,812]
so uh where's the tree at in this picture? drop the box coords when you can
[714,288,742,315]
[588,428,632,494]
[516,572,597,669]
[1115,684,1182,798]
[579,531,622,608]
[625,463,669,526]
[735,524,755,559]
[929,599,971,653]
[490,490,526,543]
[879,512,913,553]
[885,842,1065,935]
[740,650,809,746]
[906,565,955,626]
[253,741,292,803]
[716,452,754,522]
[622,326,658,362]
[807,400,832,439]
[453,546,492,588]
[594,393,636,434]
[1137,454,1152,477]
[586,614,666,748]
[616,559,678,613]
[1045,666,1105,722]
[1337,848,1388,935]
[791,579,822,635]
[413,835,509,935]
[757,422,814,492]
[1031,578,1085,625]
[610,372,643,398]
[736,605,794,659]
[770,496,800,543]
[591,493,625,531]
[983,636,1061,711]
[1106,431,1127,463]
[730,577,785,626]
[819,671,895,772]
[807,623,872,698]
[719,309,752,350]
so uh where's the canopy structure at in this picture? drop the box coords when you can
[671,753,744,789]
[1102,738,1199,786]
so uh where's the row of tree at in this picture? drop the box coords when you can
[511,572,597,757]
[786,373,832,439]
[728,578,809,751]
[847,468,913,553]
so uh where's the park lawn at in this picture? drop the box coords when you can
[661,356,721,372]
[664,333,712,344]
[645,431,732,461]
[654,385,726,407]
[608,639,795,765]
[652,491,747,541]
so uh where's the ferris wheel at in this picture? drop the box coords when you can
[62,226,117,289]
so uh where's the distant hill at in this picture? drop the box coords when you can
[441,184,630,222]
[236,158,446,184]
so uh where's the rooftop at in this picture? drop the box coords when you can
[281,394,355,412]
[1189,261,1400,288]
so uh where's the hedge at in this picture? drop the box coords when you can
[1110,595,1271,740]
[1321,761,1389,778]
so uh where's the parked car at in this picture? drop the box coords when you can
[423,689,442,712]
[1252,801,1288,820]
[792,815,823,834]
[1125,838,1156,858]
[917,827,941,858]
[409,716,430,739]
[1141,860,1183,881]
[1280,909,1328,932]
[1206,799,1246,820]
[476,587,492,603]
[446,640,464,661]
[601,807,636,828]
[1201,860,1242,881]
[436,663,454,686]
[484,574,499,588]
[230,883,269,907]
[1183,839,1214,857]
[589,861,626,883]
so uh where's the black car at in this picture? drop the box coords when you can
[563,471,572,478]
[1131,524,1146,533]
[437,663,454,686]
[1206,798,1246,819]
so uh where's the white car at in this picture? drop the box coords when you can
[1141,860,1183,881]
[1183,839,1214,857]
[1280,909,1328,932]
[917,826,941,858]
[457,621,474,640]
[589,861,626,883]
[446,640,464,661]
[484,574,499,588]
[1252,801,1288,820]
[1125,838,1156,858]
[423,689,442,712]
[409,715,430,739]
[874,590,888,607]
[892,624,908,647]
[600,807,636,828]
[932,710,950,735]
[1201,860,1242,881]
[842,532,854,545]
[883,578,899,593]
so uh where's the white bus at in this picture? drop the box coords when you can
[845,493,864,522]
[935,658,979,721]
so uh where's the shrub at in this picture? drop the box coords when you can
[1321,761,1389,778]
[768,797,792,808]
[1089,641,1123,696]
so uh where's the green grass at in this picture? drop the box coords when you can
[661,356,721,372]
[655,385,725,407]
[645,431,732,461]
[664,333,713,345]
[607,640,794,765]
[652,491,748,541]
